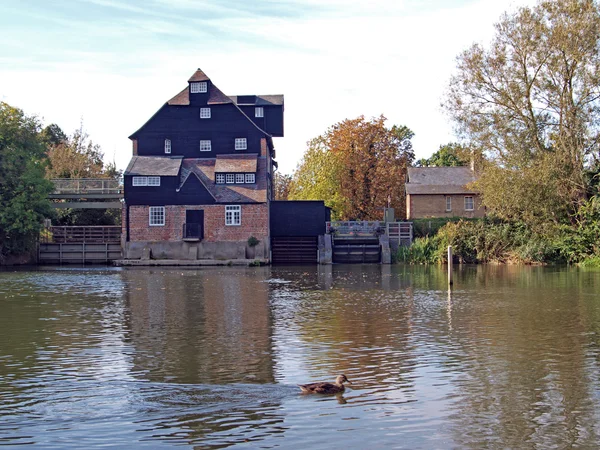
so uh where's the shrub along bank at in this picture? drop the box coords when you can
[398,201,600,266]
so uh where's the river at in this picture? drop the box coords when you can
[1,265,600,448]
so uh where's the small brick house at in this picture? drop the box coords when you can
[405,167,484,219]
[122,68,284,260]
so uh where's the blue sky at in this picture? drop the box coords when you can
[0,0,535,173]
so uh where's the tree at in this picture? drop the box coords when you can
[290,116,414,220]
[0,103,53,260]
[444,0,600,226]
[273,172,293,200]
[416,143,470,167]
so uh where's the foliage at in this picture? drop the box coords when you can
[273,172,293,200]
[415,143,470,167]
[444,0,600,227]
[0,102,54,260]
[289,116,414,220]
[411,217,478,238]
[247,236,260,247]
[397,236,442,264]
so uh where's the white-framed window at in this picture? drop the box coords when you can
[235,174,245,184]
[245,173,255,184]
[446,196,452,212]
[464,196,474,211]
[226,173,235,184]
[164,139,171,154]
[148,176,160,186]
[132,176,147,186]
[216,173,225,184]
[255,107,264,118]
[225,205,241,226]
[200,108,211,119]
[235,138,247,150]
[149,206,165,226]
[190,82,207,93]
[200,140,211,152]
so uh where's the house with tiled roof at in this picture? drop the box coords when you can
[405,166,485,219]
[122,68,284,260]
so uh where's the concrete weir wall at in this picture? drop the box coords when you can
[123,239,270,261]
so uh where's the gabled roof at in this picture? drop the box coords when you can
[124,156,182,176]
[188,68,210,82]
[214,154,257,173]
[229,95,284,106]
[405,167,478,195]
[167,85,232,106]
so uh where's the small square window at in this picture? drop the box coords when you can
[200,108,211,119]
[235,138,247,151]
[235,174,245,184]
[245,173,255,184]
[216,173,225,184]
[190,82,207,93]
[446,196,452,212]
[226,174,235,184]
[225,205,241,226]
[255,107,264,118]
[149,206,165,226]
[147,176,160,186]
[200,140,211,152]
[132,176,147,186]
[164,139,171,154]
[465,196,474,211]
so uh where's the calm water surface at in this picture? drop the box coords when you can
[1,265,600,448]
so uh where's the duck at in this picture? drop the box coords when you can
[298,374,351,394]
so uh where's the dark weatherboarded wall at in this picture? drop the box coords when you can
[270,201,330,237]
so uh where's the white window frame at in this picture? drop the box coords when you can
[199,140,211,152]
[235,174,245,184]
[200,108,211,119]
[190,82,207,93]
[446,196,452,212]
[225,205,241,226]
[255,107,264,118]
[245,173,255,184]
[226,173,235,184]
[147,176,160,186]
[149,206,165,226]
[216,173,225,184]
[464,196,474,211]
[235,138,247,151]
[132,176,147,186]
[164,139,171,154]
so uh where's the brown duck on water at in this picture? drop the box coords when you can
[298,374,351,394]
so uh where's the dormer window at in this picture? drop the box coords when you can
[235,138,247,151]
[200,108,211,119]
[255,107,264,118]
[190,82,207,93]
[164,139,171,154]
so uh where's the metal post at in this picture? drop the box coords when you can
[448,245,453,286]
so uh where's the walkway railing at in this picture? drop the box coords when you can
[51,178,122,195]
[326,221,386,236]
[41,226,121,244]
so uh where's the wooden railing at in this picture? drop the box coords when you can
[387,222,413,242]
[51,178,122,195]
[41,226,121,244]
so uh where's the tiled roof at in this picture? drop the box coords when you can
[214,154,257,173]
[405,167,478,195]
[229,95,284,106]
[167,84,233,106]
[125,156,182,176]
[188,68,210,82]
[180,158,267,203]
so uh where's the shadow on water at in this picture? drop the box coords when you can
[1,264,600,448]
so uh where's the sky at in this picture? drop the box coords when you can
[0,0,537,175]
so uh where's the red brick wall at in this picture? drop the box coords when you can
[128,204,268,242]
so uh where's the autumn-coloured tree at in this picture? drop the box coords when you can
[273,172,293,200]
[290,116,414,220]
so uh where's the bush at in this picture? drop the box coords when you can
[397,235,442,264]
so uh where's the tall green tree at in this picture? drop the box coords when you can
[416,143,470,167]
[445,0,600,226]
[0,103,53,260]
[290,116,414,220]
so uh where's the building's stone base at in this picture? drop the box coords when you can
[123,239,269,261]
